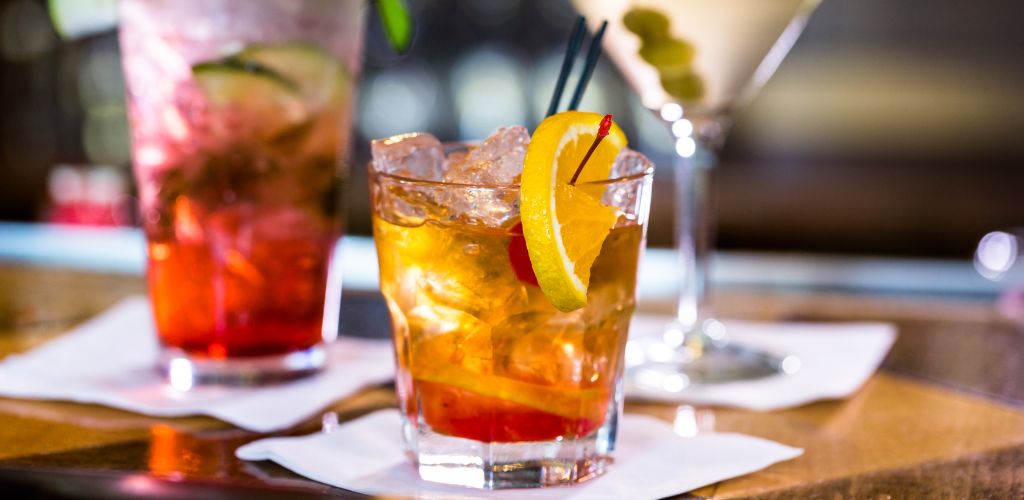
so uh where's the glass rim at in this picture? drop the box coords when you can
[369,142,655,189]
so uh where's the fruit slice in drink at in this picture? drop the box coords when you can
[192,61,309,139]
[234,43,349,110]
[232,44,350,157]
[521,111,626,312]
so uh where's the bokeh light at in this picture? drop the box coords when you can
[451,46,527,139]
[359,62,440,138]
[975,231,1018,281]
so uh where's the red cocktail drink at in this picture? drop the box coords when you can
[119,0,363,383]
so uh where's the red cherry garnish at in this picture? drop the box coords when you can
[508,222,539,287]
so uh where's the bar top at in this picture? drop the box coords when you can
[0,263,1022,498]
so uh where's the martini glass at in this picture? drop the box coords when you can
[573,0,822,390]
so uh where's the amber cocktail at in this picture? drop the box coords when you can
[370,123,653,488]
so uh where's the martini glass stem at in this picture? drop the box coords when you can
[674,138,716,336]
[640,119,784,385]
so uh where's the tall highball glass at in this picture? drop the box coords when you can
[119,0,364,385]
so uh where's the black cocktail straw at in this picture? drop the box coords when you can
[567,20,608,111]
[546,16,586,118]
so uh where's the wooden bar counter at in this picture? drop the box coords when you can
[1,263,1022,498]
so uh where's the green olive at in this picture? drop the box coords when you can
[639,38,695,74]
[623,8,670,41]
[660,72,705,101]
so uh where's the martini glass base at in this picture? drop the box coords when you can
[626,326,788,394]
[630,340,782,386]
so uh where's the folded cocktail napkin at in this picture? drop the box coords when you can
[236,409,802,499]
[625,315,897,410]
[0,296,394,432]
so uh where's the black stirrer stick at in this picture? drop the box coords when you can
[545,16,586,118]
[567,20,608,111]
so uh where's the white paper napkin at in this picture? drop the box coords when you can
[0,296,394,432]
[237,409,802,499]
[626,314,897,410]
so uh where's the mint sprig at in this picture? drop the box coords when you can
[376,0,412,54]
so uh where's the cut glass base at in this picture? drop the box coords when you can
[404,398,619,489]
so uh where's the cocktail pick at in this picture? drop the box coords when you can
[567,20,608,111]
[569,114,613,185]
[546,16,587,118]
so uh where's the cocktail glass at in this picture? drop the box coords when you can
[370,128,654,488]
[573,0,821,387]
[118,0,364,385]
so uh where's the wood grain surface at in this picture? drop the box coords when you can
[1,264,1022,499]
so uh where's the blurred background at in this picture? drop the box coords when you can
[0,0,1022,257]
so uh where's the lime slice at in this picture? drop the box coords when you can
[520,112,626,312]
[233,44,348,111]
[191,62,308,139]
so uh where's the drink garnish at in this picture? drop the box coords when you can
[546,16,586,118]
[569,114,612,185]
[520,111,626,312]
[545,17,609,117]
[376,0,413,54]
[567,20,608,111]
[623,7,704,100]
[191,61,308,140]
[508,222,540,287]
[230,44,348,111]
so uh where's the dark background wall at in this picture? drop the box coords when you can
[0,0,1021,257]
